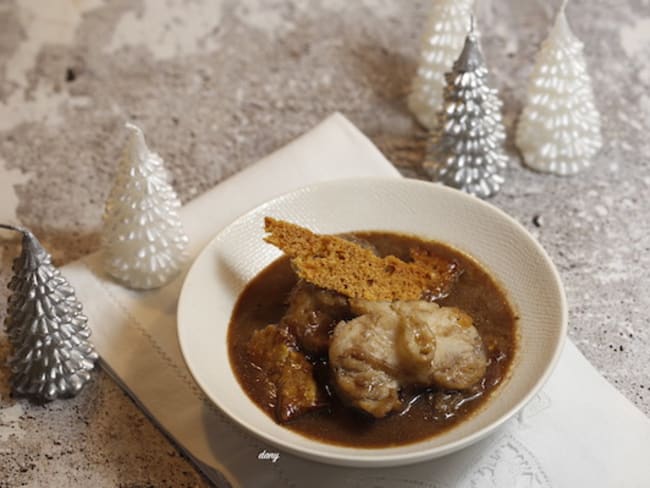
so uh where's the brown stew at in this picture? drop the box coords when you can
[228,232,517,447]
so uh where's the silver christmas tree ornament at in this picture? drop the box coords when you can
[102,124,189,290]
[408,0,475,129]
[1,224,98,401]
[423,18,508,198]
[515,0,602,175]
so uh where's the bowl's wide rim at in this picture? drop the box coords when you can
[177,176,568,467]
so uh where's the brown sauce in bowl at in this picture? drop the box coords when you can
[228,232,518,447]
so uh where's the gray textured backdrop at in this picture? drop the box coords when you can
[0,0,648,485]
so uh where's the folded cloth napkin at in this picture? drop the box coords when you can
[64,114,650,488]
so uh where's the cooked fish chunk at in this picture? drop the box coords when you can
[396,314,437,382]
[332,355,401,419]
[330,300,487,417]
[281,280,350,356]
[247,324,327,422]
[349,298,438,382]
[349,298,394,317]
[329,313,404,417]
[391,301,486,390]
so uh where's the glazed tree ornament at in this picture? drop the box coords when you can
[1,224,98,401]
[408,0,474,129]
[102,124,189,289]
[515,2,602,175]
[423,23,508,198]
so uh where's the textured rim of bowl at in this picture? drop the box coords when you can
[177,177,568,467]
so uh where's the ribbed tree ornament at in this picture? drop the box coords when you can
[515,1,602,175]
[423,19,508,198]
[102,124,189,290]
[1,224,97,401]
[408,0,474,129]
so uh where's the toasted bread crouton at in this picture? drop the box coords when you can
[264,217,456,301]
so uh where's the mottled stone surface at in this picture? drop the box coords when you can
[0,0,648,485]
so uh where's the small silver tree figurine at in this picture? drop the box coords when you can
[1,224,97,401]
[423,19,508,199]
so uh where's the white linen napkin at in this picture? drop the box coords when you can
[64,114,650,488]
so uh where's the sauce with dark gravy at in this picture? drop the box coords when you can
[228,232,518,447]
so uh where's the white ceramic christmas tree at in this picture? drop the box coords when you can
[515,1,602,175]
[408,0,474,129]
[102,124,189,289]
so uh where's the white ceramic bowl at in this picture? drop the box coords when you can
[177,178,567,467]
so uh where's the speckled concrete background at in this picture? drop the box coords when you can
[0,0,648,486]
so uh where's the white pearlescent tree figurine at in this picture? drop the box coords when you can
[515,1,602,175]
[102,124,189,289]
[408,0,474,129]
